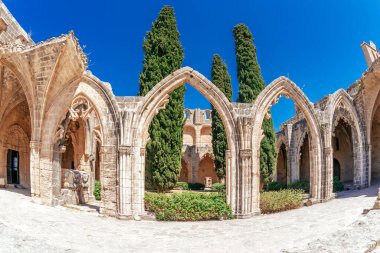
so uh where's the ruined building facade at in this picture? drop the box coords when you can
[1,2,380,219]
[180,109,218,185]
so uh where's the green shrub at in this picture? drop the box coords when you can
[175,182,189,190]
[288,179,310,193]
[145,192,233,221]
[333,176,344,192]
[188,182,205,190]
[267,181,287,191]
[94,180,101,201]
[211,183,225,193]
[260,189,304,214]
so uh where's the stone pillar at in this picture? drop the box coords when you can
[118,146,133,218]
[30,141,41,197]
[323,146,334,200]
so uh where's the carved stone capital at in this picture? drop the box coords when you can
[119,146,132,155]
[240,149,252,158]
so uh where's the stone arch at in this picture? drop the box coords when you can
[126,67,237,217]
[0,59,35,124]
[294,128,310,182]
[327,90,366,188]
[252,76,322,199]
[40,74,120,216]
[183,125,196,146]
[275,137,288,183]
[197,153,217,184]
[2,124,30,188]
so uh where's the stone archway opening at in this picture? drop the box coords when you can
[129,68,237,217]
[197,153,218,186]
[332,119,354,189]
[371,92,380,181]
[299,133,311,185]
[53,96,104,207]
[0,65,32,195]
[276,142,288,183]
[252,77,322,200]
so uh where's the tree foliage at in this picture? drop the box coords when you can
[211,54,232,180]
[139,6,184,191]
[233,23,277,186]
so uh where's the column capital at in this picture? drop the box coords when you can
[239,149,252,158]
[119,145,132,155]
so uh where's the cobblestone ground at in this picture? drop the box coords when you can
[0,182,379,253]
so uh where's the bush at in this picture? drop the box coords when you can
[175,182,189,190]
[260,189,304,214]
[267,181,287,191]
[333,176,344,192]
[145,192,233,221]
[288,179,310,193]
[211,183,225,193]
[94,180,101,201]
[188,182,205,190]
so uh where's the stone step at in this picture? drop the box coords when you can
[65,204,99,213]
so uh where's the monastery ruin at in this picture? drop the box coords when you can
[1,2,380,219]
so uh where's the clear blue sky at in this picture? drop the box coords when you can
[7,0,380,130]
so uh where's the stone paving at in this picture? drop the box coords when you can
[0,182,379,253]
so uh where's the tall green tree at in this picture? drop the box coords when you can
[233,23,277,187]
[211,54,232,180]
[139,6,184,192]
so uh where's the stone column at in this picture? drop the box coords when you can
[118,146,133,218]
[30,141,41,198]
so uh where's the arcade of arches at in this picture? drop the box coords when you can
[1,2,380,219]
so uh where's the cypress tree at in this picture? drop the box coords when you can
[139,6,184,191]
[211,54,232,180]
[233,23,277,187]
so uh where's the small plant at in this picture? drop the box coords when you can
[174,182,189,190]
[333,176,344,192]
[267,181,287,191]
[211,183,225,193]
[94,180,101,201]
[145,192,233,221]
[260,189,304,214]
[288,179,310,193]
[188,182,205,190]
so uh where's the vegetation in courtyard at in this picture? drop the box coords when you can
[174,182,205,191]
[211,54,233,180]
[139,6,185,192]
[260,189,304,214]
[145,192,233,221]
[94,180,101,201]
[211,183,226,193]
[267,180,310,193]
[333,176,344,192]
[233,23,277,188]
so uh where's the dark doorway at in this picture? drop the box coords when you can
[7,149,20,184]
[333,158,341,180]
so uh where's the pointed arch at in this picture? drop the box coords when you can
[327,89,366,187]
[126,66,238,216]
[252,76,322,199]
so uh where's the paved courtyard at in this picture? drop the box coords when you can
[0,182,379,253]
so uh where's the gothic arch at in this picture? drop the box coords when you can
[327,89,366,188]
[39,75,120,216]
[124,67,238,217]
[252,76,322,199]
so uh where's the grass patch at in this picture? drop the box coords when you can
[333,176,344,192]
[145,192,233,221]
[94,180,101,201]
[260,189,304,214]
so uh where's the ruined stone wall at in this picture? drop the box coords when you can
[0,1,33,45]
